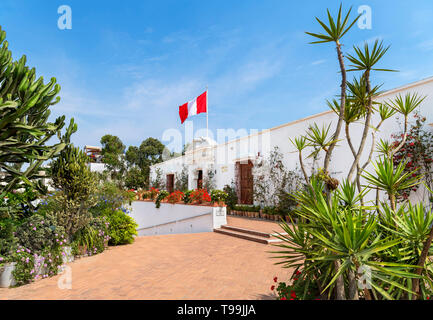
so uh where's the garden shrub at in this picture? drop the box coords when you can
[182,190,193,204]
[0,218,17,254]
[0,185,40,220]
[271,271,320,300]
[90,181,135,216]
[105,210,138,245]
[72,216,110,256]
[210,190,228,204]
[233,205,260,212]
[15,213,67,253]
[49,144,97,239]
[10,243,66,286]
[223,184,238,210]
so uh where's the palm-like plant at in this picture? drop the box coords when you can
[385,93,426,155]
[346,40,395,182]
[362,157,422,211]
[273,177,424,300]
[305,4,360,176]
[305,123,338,159]
[290,136,309,183]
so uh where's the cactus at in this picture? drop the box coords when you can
[0,26,76,196]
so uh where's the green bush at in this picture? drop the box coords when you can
[210,190,228,203]
[49,144,97,239]
[234,205,260,212]
[0,218,17,257]
[183,190,193,204]
[155,190,169,208]
[15,213,67,253]
[90,181,135,216]
[105,210,138,245]
[223,184,238,209]
[72,216,110,255]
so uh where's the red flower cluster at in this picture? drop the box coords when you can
[166,190,185,204]
[391,112,433,201]
[149,187,159,200]
[190,189,211,204]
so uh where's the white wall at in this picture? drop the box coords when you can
[130,201,227,236]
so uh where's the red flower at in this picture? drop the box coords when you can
[295,270,301,275]
[273,277,278,283]
[291,291,297,299]
[271,285,275,291]
[293,278,298,281]
[281,297,287,300]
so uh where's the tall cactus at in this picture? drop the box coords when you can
[0,26,76,195]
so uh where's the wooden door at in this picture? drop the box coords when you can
[166,174,174,193]
[197,170,203,189]
[239,161,253,204]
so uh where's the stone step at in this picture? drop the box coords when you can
[214,228,283,245]
[221,225,272,238]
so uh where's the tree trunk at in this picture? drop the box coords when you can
[299,151,309,184]
[334,260,346,300]
[347,70,372,181]
[412,225,433,299]
[323,41,346,174]
[348,270,359,300]
[389,193,396,212]
[392,116,408,156]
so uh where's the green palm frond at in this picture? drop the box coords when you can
[305,4,361,44]
[385,93,426,117]
[346,39,396,72]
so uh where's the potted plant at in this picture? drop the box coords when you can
[210,190,228,207]
[0,261,16,288]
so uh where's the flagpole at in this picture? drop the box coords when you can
[206,85,209,139]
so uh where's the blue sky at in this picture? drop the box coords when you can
[1,0,433,151]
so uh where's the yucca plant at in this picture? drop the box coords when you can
[273,177,425,300]
[362,157,422,211]
[306,4,360,176]
[279,4,431,301]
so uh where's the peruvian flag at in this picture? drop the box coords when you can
[179,91,207,124]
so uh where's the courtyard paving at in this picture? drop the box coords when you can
[0,218,291,300]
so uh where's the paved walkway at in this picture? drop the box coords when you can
[0,219,291,300]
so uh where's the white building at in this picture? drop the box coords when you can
[150,76,433,205]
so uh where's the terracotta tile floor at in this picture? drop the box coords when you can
[0,219,291,300]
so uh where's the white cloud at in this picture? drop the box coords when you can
[311,59,326,66]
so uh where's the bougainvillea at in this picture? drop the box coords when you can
[391,112,433,201]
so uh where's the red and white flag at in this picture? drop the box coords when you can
[179,91,207,124]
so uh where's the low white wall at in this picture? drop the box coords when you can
[130,201,227,236]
